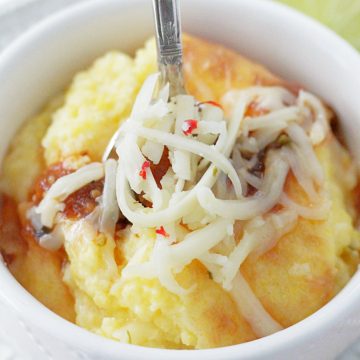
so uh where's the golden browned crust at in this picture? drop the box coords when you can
[177,261,256,347]
[182,34,282,104]
[0,194,75,322]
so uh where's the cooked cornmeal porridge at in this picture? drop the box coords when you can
[0,35,359,349]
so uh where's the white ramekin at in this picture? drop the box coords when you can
[1,0,360,359]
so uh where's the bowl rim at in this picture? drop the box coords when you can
[1,0,360,358]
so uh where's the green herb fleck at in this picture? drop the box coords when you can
[127,330,132,344]
[277,133,290,146]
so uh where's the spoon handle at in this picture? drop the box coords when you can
[152,0,185,96]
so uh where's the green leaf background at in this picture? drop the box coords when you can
[277,0,360,51]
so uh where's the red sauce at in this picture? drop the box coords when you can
[0,194,27,266]
[249,152,266,179]
[30,162,72,204]
[150,147,171,189]
[136,148,171,208]
[116,219,129,231]
[137,192,153,208]
[246,185,258,197]
[29,161,106,221]
[63,180,104,220]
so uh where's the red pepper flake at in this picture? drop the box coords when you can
[182,119,198,136]
[155,226,169,237]
[200,100,223,110]
[139,160,150,180]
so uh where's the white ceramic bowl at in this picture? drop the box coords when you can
[1,0,360,359]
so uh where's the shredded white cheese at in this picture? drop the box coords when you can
[31,75,331,336]
[231,272,284,337]
[196,152,289,220]
[99,159,120,236]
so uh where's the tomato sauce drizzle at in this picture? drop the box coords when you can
[30,163,72,204]
[29,162,106,221]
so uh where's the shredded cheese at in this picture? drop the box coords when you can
[197,153,289,220]
[231,272,284,337]
[121,124,243,198]
[99,159,120,236]
[31,73,331,336]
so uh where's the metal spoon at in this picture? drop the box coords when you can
[103,0,185,161]
[152,0,185,97]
